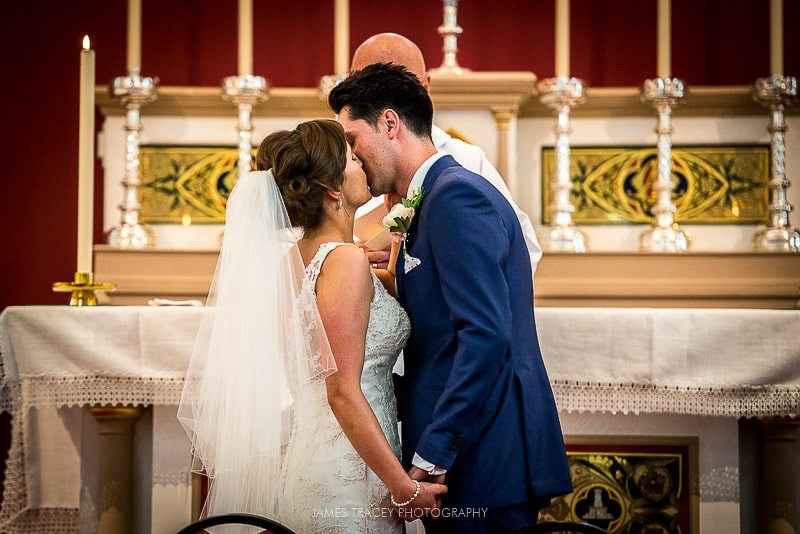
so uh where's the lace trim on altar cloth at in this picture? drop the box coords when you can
[1,376,798,415]
[0,373,79,533]
[0,375,186,411]
[0,509,78,534]
[551,380,800,417]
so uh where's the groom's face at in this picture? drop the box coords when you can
[337,106,395,197]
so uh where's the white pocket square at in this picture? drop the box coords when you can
[404,251,421,274]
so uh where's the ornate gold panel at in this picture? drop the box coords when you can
[542,146,769,224]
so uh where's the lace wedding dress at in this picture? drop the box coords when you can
[278,242,410,533]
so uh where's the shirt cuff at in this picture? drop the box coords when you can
[412,453,447,475]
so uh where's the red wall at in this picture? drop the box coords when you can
[1,0,797,309]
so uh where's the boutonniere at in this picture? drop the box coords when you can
[382,187,425,242]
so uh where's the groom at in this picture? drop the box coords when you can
[329,63,572,532]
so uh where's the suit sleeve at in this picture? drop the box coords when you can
[413,179,513,469]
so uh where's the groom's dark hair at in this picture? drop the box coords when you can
[328,62,433,140]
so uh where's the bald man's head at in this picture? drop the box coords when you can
[351,33,429,89]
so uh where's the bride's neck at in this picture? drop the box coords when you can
[302,212,354,245]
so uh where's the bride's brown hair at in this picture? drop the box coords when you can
[255,119,347,230]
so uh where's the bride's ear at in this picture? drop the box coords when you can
[325,188,343,208]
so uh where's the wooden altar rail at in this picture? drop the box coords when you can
[94,246,800,308]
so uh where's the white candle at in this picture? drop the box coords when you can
[77,36,96,274]
[334,0,349,76]
[127,0,141,74]
[657,0,671,78]
[555,0,569,78]
[238,0,253,76]
[770,0,783,75]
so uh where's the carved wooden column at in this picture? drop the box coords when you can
[86,406,145,534]
[427,70,537,187]
[491,109,514,182]
[757,418,799,534]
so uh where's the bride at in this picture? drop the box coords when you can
[178,119,445,533]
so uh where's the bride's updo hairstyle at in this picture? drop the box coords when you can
[256,119,347,230]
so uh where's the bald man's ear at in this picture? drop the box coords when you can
[422,72,431,91]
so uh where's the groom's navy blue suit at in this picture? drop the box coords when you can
[396,155,572,527]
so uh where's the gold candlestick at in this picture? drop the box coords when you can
[53,272,116,307]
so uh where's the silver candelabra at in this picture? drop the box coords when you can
[431,0,468,75]
[639,77,691,253]
[222,75,269,178]
[107,73,158,248]
[318,75,346,99]
[539,77,588,253]
[752,74,799,252]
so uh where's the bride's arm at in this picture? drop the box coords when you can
[316,246,442,512]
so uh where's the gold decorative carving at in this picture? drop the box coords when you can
[542,146,769,225]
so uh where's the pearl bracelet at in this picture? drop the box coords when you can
[390,479,421,507]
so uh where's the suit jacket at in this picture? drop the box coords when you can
[396,155,572,509]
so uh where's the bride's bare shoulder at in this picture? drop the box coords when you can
[321,244,369,275]
[317,244,372,296]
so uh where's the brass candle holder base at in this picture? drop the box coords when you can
[53,272,116,306]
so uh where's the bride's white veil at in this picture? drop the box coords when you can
[177,169,337,522]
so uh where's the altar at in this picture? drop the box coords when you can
[1,305,798,533]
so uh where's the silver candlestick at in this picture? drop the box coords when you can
[107,73,158,248]
[752,75,799,252]
[430,0,469,75]
[539,77,588,253]
[639,77,691,253]
[222,75,269,178]
[318,74,346,99]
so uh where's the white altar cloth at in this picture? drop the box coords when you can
[1,305,798,532]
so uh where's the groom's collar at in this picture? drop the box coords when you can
[407,150,446,199]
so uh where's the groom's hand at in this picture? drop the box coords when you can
[410,466,445,485]
[355,241,390,269]
[395,480,448,522]
[408,466,429,481]
[408,466,446,515]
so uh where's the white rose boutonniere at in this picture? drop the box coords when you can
[381,187,425,242]
[382,204,415,234]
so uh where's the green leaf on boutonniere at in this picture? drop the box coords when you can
[393,217,410,233]
[382,187,425,234]
[405,187,425,210]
